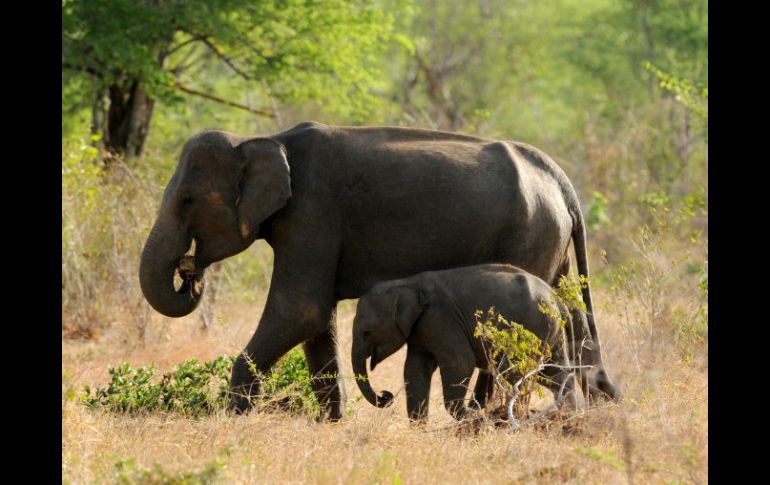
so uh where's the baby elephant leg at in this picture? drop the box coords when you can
[404,348,438,422]
[469,371,495,410]
[439,363,476,420]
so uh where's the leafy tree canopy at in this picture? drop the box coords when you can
[63,0,405,155]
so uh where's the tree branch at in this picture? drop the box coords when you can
[176,27,256,80]
[199,37,255,80]
[170,48,212,76]
[171,82,274,118]
[166,35,205,56]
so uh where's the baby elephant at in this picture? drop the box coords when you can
[351,264,621,421]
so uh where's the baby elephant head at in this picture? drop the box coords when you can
[352,284,430,408]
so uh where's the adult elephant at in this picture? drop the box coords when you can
[139,121,606,418]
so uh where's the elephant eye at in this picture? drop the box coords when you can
[363,330,371,339]
[180,195,193,206]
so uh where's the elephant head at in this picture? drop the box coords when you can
[351,284,430,408]
[139,131,291,317]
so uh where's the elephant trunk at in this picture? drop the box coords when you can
[139,217,205,318]
[352,345,393,408]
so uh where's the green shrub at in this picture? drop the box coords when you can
[255,347,319,414]
[474,308,549,419]
[473,274,592,421]
[474,308,549,379]
[83,349,318,416]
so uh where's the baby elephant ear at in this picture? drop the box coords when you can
[392,286,429,339]
[234,138,291,240]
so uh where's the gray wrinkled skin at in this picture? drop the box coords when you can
[351,264,622,422]
[139,121,603,418]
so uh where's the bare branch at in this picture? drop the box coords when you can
[171,82,274,118]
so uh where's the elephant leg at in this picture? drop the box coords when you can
[469,371,495,410]
[302,307,346,422]
[439,363,475,421]
[229,291,335,414]
[404,348,438,422]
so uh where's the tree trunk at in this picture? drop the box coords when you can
[104,81,155,159]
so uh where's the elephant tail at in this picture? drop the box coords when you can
[570,206,600,347]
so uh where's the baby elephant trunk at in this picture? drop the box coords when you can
[352,345,394,408]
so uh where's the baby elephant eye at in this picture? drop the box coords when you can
[363,330,371,338]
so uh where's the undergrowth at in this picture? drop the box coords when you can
[82,348,318,416]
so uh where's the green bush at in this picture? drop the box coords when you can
[472,274,592,420]
[255,347,319,414]
[474,308,549,419]
[83,349,318,416]
[474,309,549,379]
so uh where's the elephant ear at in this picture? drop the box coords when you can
[235,138,291,239]
[390,286,430,339]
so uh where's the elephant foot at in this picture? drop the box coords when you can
[315,409,343,423]
[228,387,255,414]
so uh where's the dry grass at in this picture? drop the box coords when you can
[62,284,707,484]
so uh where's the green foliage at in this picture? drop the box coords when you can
[474,308,549,377]
[113,450,230,485]
[472,274,592,419]
[637,187,707,236]
[83,356,234,416]
[61,74,93,137]
[255,347,319,414]
[474,307,550,418]
[586,191,611,230]
[83,349,318,416]
[536,273,589,334]
[62,0,407,122]
[554,273,590,314]
[645,62,708,119]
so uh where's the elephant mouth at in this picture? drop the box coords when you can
[369,349,380,371]
[174,240,205,299]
